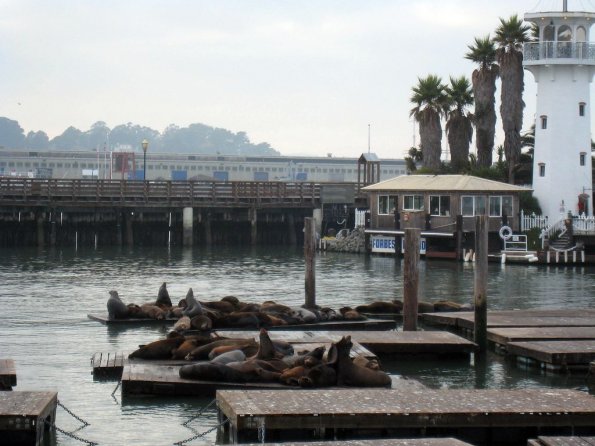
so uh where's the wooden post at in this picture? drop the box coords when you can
[36,212,45,247]
[403,228,420,331]
[204,211,212,246]
[304,217,316,309]
[116,212,123,246]
[287,212,297,246]
[49,212,56,247]
[250,207,257,246]
[474,215,488,353]
[393,208,401,259]
[182,207,193,246]
[455,215,463,261]
[126,212,134,247]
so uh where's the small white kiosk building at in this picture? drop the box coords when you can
[523,0,595,221]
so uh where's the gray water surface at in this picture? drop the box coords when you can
[1,246,594,445]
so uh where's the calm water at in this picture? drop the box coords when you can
[1,246,595,445]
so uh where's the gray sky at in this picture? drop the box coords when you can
[1,0,593,158]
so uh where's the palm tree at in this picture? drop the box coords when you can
[494,14,531,183]
[465,35,498,168]
[409,75,449,171]
[445,76,474,171]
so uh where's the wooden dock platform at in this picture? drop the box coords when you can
[217,330,477,356]
[0,359,16,390]
[0,391,57,446]
[216,388,595,444]
[240,440,474,446]
[121,363,423,397]
[507,340,595,372]
[93,341,376,380]
[530,437,595,446]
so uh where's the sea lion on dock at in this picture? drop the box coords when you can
[298,364,337,388]
[155,282,172,308]
[355,301,403,314]
[190,314,213,331]
[140,303,167,320]
[331,336,391,388]
[173,316,191,332]
[129,337,185,359]
[417,301,435,313]
[290,307,318,323]
[185,339,255,361]
[182,288,203,318]
[201,300,236,314]
[339,307,367,321]
[210,349,247,365]
[107,290,129,319]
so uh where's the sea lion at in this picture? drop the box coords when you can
[201,300,236,314]
[190,314,213,331]
[155,282,172,308]
[140,303,167,320]
[220,295,240,307]
[339,307,367,321]
[298,364,337,388]
[182,288,203,318]
[210,349,247,365]
[129,337,185,360]
[214,311,260,328]
[173,316,191,332]
[279,366,307,385]
[107,290,129,319]
[417,301,435,313]
[433,300,464,312]
[355,301,403,314]
[185,339,254,361]
[208,341,258,360]
[284,346,325,368]
[260,302,292,314]
[290,307,318,323]
[352,355,381,371]
[331,336,391,388]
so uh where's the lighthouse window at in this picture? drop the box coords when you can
[580,152,586,166]
[544,25,555,41]
[577,26,586,42]
[579,102,586,116]
[539,163,546,177]
[540,115,547,129]
[558,25,572,41]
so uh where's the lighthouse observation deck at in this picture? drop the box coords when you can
[524,41,595,65]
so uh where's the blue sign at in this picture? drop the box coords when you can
[371,235,426,254]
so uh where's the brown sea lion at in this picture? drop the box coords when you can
[433,300,464,312]
[173,316,191,332]
[107,290,129,319]
[260,302,292,314]
[279,366,307,385]
[179,362,281,383]
[168,307,185,318]
[298,364,337,388]
[185,339,254,360]
[355,301,403,314]
[208,341,258,360]
[183,288,203,318]
[155,282,172,308]
[331,336,391,388]
[339,307,367,321]
[220,295,240,307]
[352,355,381,371]
[417,301,435,313]
[129,337,185,359]
[140,303,167,320]
[201,300,236,314]
[190,314,213,331]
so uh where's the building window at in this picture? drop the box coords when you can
[579,102,586,117]
[489,196,513,217]
[580,152,586,166]
[429,195,450,216]
[403,195,424,211]
[378,195,397,215]
[540,115,547,129]
[461,196,486,217]
[539,163,545,177]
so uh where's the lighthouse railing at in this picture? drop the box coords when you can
[523,41,595,62]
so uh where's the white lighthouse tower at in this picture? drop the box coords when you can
[523,1,595,221]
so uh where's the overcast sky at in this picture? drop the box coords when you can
[1,0,594,159]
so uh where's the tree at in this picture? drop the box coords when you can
[494,15,531,184]
[0,117,25,149]
[410,75,449,171]
[25,131,49,150]
[50,126,84,150]
[445,76,474,172]
[404,147,422,174]
[465,35,499,168]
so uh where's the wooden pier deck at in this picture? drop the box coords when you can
[0,359,16,390]
[216,388,595,445]
[121,364,422,397]
[507,340,595,372]
[0,391,57,446]
[530,436,595,445]
[217,330,477,356]
[240,440,474,446]
[98,341,376,380]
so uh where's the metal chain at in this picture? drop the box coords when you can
[173,418,229,446]
[182,398,217,428]
[111,380,121,397]
[58,400,90,428]
[43,418,98,446]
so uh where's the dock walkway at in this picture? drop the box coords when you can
[216,388,595,444]
[422,309,595,372]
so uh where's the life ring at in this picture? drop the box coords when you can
[499,225,513,240]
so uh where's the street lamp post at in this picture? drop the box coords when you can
[141,139,149,181]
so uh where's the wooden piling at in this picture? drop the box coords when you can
[36,212,44,248]
[403,228,420,331]
[125,212,133,247]
[250,207,257,246]
[304,217,316,309]
[393,208,401,259]
[287,212,296,246]
[474,215,488,353]
[455,215,463,261]
[182,207,193,246]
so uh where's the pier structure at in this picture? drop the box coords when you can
[0,178,363,247]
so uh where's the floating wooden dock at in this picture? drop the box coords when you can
[239,440,474,446]
[0,391,57,446]
[93,341,376,380]
[88,312,396,330]
[216,330,477,356]
[529,437,595,446]
[421,309,595,372]
[216,388,595,444]
[0,359,16,390]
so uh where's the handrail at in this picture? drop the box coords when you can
[524,41,595,62]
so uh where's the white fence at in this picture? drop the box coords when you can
[573,214,595,233]
[520,210,549,232]
[354,209,367,228]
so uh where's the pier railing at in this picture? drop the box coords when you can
[520,210,549,232]
[523,41,595,64]
[0,178,346,208]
